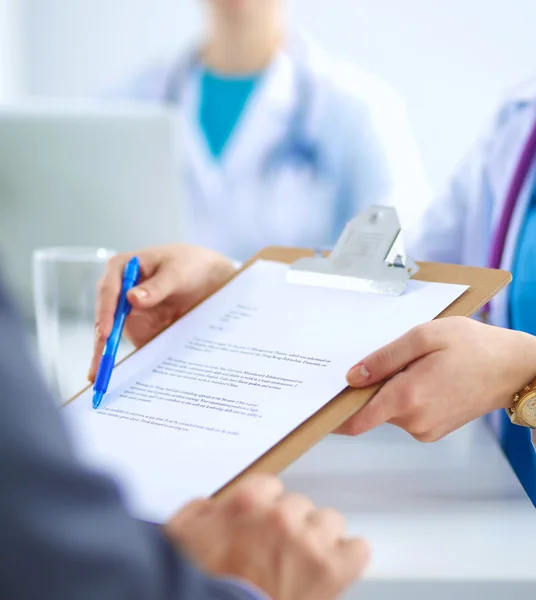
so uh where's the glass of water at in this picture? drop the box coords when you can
[33,247,116,404]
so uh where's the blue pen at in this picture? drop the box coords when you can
[93,257,141,409]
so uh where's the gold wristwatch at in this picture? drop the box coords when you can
[507,376,536,428]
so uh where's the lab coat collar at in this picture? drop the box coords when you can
[222,49,297,180]
[181,70,221,204]
[181,47,299,200]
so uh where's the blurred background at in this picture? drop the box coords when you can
[1,1,535,569]
[1,0,535,400]
[1,0,534,188]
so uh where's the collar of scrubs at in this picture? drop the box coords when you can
[182,50,298,195]
[177,41,339,261]
[486,104,536,327]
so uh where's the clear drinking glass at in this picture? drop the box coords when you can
[33,247,116,404]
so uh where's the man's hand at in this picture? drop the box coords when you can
[340,317,536,442]
[89,244,236,382]
[166,475,370,600]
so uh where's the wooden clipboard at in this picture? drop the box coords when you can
[67,246,512,499]
[214,246,511,496]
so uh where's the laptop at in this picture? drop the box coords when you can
[0,100,184,318]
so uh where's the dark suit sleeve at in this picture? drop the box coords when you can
[0,277,254,600]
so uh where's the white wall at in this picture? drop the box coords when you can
[0,0,24,99]
[22,0,536,188]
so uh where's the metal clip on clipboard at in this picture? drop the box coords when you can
[287,206,419,296]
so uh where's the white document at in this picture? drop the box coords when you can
[64,260,467,523]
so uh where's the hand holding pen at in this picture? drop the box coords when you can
[88,245,237,385]
[92,257,141,409]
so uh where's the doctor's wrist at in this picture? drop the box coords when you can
[496,329,536,408]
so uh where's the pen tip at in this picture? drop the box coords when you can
[93,391,104,410]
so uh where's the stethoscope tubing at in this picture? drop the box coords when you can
[489,119,536,270]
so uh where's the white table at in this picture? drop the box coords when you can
[280,422,535,599]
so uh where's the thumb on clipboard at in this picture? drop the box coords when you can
[340,317,536,442]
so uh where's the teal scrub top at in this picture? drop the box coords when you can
[198,69,262,159]
[511,195,536,333]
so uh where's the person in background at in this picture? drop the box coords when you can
[0,267,369,600]
[116,0,430,261]
[91,244,535,508]
[352,77,536,504]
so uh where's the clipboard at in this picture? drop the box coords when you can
[66,242,511,502]
[212,246,511,497]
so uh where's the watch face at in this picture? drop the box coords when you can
[521,394,536,428]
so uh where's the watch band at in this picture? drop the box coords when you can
[507,375,536,428]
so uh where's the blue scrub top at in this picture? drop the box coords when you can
[507,192,536,505]
[198,69,262,159]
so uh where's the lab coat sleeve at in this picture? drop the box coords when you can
[333,75,432,234]
[532,429,536,452]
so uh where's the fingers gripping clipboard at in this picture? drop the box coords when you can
[217,246,510,495]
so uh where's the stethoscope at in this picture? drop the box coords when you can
[489,119,536,269]
[162,46,324,180]
[483,119,536,316]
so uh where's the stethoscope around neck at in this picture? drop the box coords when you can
[162,47,324,180]
[483,118,536,316]
[489,120,536,269]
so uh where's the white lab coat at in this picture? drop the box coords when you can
[408,77,536,329]
[406,79,536,450]
[117,36,431,261]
